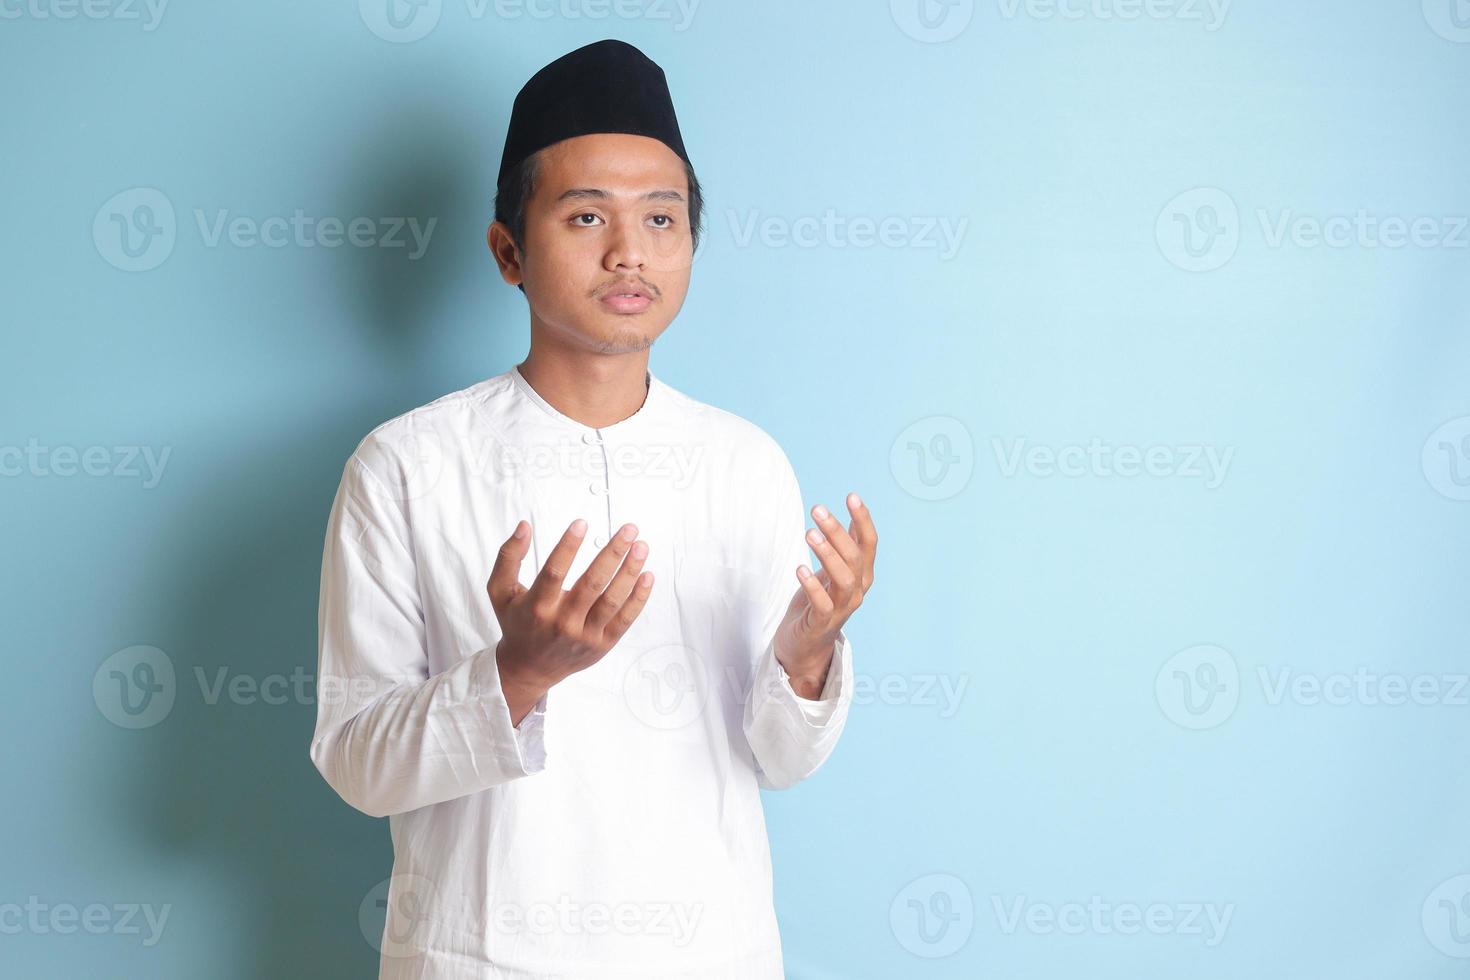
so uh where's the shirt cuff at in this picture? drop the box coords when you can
[764,629,853,729]
[470,647,549,776]
[511,690,549,770]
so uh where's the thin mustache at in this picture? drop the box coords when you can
[596,278,659,299]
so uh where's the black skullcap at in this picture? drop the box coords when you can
[496,39,691,189]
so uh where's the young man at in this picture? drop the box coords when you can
[311,39,878,979]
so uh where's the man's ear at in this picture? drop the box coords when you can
[486,220,524,287]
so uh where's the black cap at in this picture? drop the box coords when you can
[497,39,691,189]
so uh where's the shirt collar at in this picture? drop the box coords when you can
[507,362,667,438]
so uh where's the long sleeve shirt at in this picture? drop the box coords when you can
[310,364,854,979]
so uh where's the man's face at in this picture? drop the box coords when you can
[491,133,694,355]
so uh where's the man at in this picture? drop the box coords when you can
[310,38,878,979]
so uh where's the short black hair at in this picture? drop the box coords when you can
[493,150,705,294]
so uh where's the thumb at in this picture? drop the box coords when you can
[487,520,532,614]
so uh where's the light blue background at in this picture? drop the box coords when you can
[4,1,1469,976]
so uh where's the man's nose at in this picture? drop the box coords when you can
[603,218,647,272]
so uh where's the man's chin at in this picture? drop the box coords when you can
[588,323,658,355]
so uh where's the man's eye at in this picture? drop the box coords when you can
[649,215,675,229]
[572,213,602,226]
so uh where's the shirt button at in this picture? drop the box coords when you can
[588,481,609,495]
[582,431,603,445]
[593,534,607,547]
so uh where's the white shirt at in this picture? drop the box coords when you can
[311,364,854,979]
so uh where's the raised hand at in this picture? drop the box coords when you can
[772,492,877,699]
[487,518,653,723]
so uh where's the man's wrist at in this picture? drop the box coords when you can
[501,676,547,728]
[495,645,549,727]
[785,669,828,700]
[777,634,838,700]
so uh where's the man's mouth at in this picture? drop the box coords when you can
[599,283,654,314]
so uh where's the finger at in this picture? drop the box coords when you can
[844,492,878,587]
[585,538,650,633]
[487,519,533,613]
[526,518,589,609]
[562,523,639,624]
[806,525,857,600]
[796,564,835,618]
[811,502,862,577]
[601,570,655,645]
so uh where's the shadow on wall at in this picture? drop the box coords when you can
[120,83,524,979]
